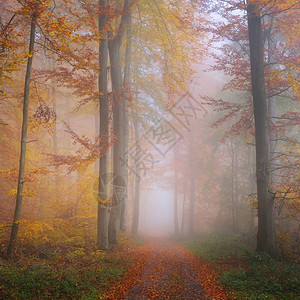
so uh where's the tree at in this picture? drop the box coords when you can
[188,130,195,237]
[173,143,179,236]
[201,0,299,255]
[108,0,131,244]
[7,2,38,258]
[120,15,132,232]
[131,111,141,235]
[97,0,110,250]
[246,2,276,256]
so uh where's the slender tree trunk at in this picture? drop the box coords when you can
[7,14,36,258]
[247,4,277,257]
[174,144,179,236]
[189,177,195,236]
[181,190,186,236]
[234,151,239,232]
[94,109,99,171]
[231,151,236,233]
[97,0,109,250]
[131,112,140,234]
[50,56,59,198]
[130,54,140,235]
[230,139,237,233]
[188,131,195,237]
[120,20,132,232]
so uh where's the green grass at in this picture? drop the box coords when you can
[182,233,250,262]
[182,234,300,299]
[219,251,300,299]
[0,249,133,299]
[131,235,145,247]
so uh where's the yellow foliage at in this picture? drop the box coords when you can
[18,220,55,246]
[248,197,258,210]
[8,188,37,197]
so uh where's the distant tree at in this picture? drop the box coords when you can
[173,144,179,236]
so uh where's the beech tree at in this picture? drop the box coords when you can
[245,0,277,251]
[108,0,131,244]
[7,0,41,258]
[97,0,110,250]
[201,0,300,256]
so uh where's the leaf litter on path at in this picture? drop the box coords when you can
[104,238,231,300]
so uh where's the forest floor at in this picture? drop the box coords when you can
[1,234,299,299]
[0,236,230,299]
[105,237,230,299]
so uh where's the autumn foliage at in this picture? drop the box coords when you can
[0,0,299,298]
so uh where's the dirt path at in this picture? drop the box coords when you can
[105,238,230,300]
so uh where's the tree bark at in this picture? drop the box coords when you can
[108,41,123,244]
[108,0,131,245]
[248,146,256,236]
[7,14,36,258]
[97,0,109,250]
[247,3,277,257]
[266,19,278,186]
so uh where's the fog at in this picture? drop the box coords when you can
[0,0,299,262]
[139,189,174,237]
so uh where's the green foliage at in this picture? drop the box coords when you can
[182,234,300,299]
[130,235,145,247]
[0,247,133,299]
[182,234,250,262]
[0,264,124,299]
[219,252,300,299]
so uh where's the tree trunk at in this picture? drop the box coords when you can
[108,41,123,245]
[188,131,195,237]
[7,14,36,258]
[266,20,278,186]
[120,21,132,232]
[174,144,179,236]
[234,150,239,233]
[247,3,277,257]
[230,139,237,233]
[108,0,131,245]
[248,146,256,236]
[131,112,140,234]
[50,56,59,198]
[181,190,186,236]
[97,0,109,250]
[94,110,99,171]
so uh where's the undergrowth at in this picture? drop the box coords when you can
[0,263,126,299]
[183,234,300,300]
[182,234,251,263]
[0,234,140,299]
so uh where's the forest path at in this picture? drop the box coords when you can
[105,238,230,300]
